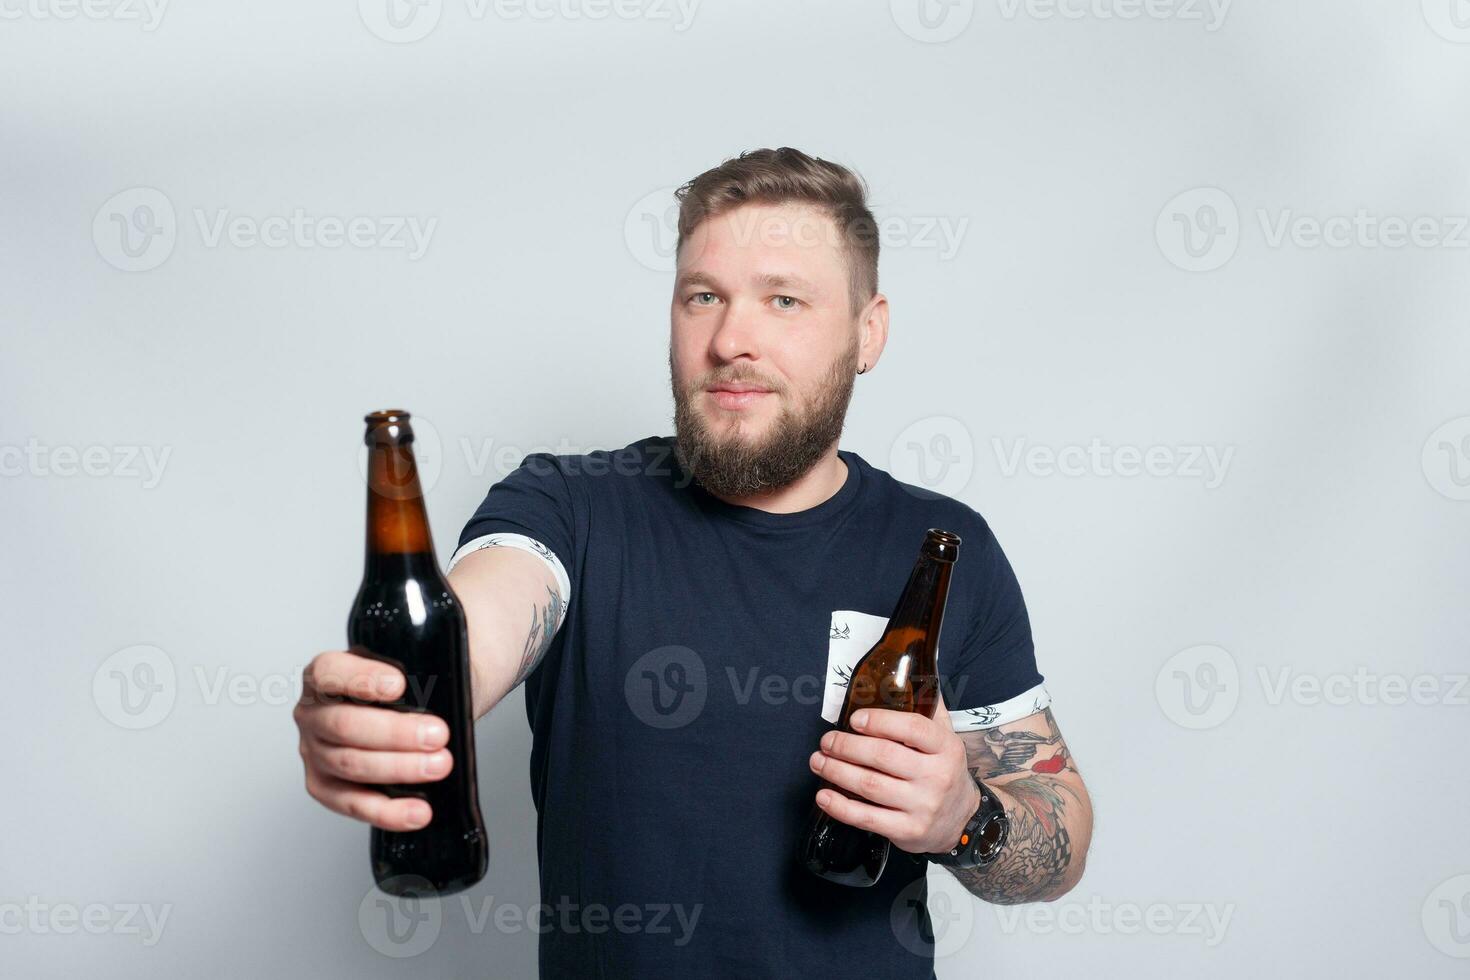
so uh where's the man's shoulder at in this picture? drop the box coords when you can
[853,450,1001,548]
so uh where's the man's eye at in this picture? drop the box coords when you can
[690,292,718,306]
[773,296,800,310]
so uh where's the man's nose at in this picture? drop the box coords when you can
[708,297,763,363]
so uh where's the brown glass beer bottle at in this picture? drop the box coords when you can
[348,409,487,897]
[799,528,961,887]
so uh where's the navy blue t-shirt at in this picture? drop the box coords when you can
[451,435,1047,979]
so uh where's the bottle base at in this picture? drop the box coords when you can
[799,810,890,887]
[372,824,488,897]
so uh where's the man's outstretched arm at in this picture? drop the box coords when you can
[293,542,566,831]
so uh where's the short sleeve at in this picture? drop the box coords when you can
[941,519,1049,732]
[448,453,578,619]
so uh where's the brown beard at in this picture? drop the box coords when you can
[669,333,860,499]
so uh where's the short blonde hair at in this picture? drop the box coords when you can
[674,147,879,316]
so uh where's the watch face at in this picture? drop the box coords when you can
[975,813,1007,859]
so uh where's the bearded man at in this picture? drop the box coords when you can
[294,146,1093,978]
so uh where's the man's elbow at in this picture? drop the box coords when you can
[1034,789,1094,903]
[1038,850,1088,902]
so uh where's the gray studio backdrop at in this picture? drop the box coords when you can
[3,1,1468,977]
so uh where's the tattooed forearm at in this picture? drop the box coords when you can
[947,708,1091,905]
[950,774,1082,904]
[512,582,564,686]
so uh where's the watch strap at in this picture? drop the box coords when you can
[925,775,1008,869]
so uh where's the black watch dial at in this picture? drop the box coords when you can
[974,810,1008,861]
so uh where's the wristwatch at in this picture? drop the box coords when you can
[925,775,1009,869]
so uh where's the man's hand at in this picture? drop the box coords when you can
[808,690,981,855]
[293,650,454,832]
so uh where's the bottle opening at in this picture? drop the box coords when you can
[923,528,962,562]
[364,409,415,446]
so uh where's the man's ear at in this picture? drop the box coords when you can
[856,292,890,370]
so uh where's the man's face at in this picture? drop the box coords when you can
[668,202,862,498]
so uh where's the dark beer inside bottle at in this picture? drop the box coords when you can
[799,529,960,887]
[350,409,487,897]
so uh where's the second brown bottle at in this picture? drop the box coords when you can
[798,528,961,887]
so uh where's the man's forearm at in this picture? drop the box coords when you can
[947,708,1093,904]
[448,547,566,719]
[948,773,1090,904]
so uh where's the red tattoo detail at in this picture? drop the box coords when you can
[1031,750,1068,774]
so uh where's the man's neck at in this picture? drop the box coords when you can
[708,448,850,515]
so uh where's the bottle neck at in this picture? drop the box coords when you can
[364,440,438,580]
[881,553,953,667]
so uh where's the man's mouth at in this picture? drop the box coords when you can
[706,383,773,411]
